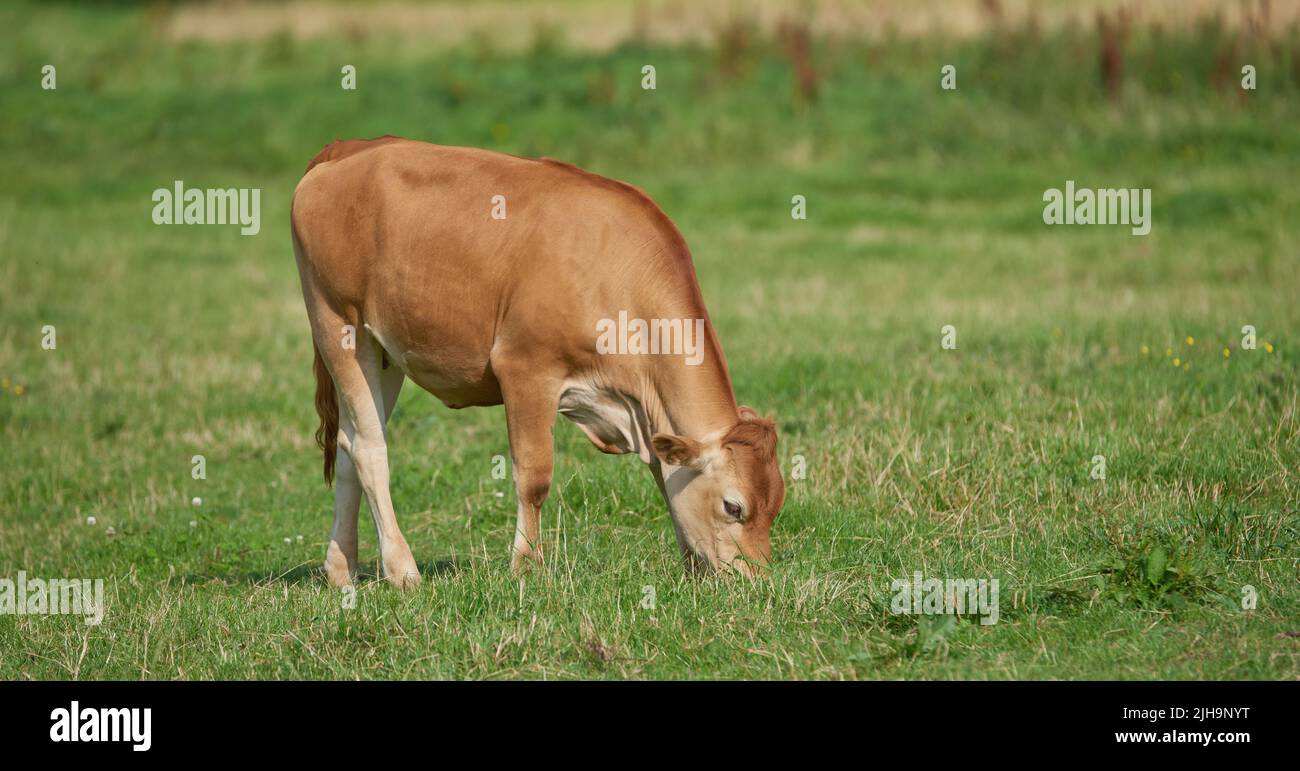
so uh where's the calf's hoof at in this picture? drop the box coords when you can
[383,548,421,589]
[385,569,422,589]
[324,542,356,588]
[510,547,544,576]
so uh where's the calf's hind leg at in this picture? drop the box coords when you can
[324,357,404,587]
[323,330,418,588]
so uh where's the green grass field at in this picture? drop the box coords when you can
[1,1,1297,679]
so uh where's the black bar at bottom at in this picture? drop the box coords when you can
[0,680,1287,756]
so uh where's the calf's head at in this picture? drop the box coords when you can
[651,407,785,576]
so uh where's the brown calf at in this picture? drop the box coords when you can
[291,137,784,586]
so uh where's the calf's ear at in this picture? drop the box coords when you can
[651,433,704,468]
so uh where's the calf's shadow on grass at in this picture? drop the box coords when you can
[193,558,467,587]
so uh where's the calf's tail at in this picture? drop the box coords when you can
[313,345,338,486]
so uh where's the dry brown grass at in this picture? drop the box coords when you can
[164,0,1300,49]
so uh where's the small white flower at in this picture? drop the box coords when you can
[105,526,116,537]
[296,534,304,544]
[494,491,505,498]
[283,537,292,545]
[189,520,198,528]
[86,516,96,526]
[191,497,202,506]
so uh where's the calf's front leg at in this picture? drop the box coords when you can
[499,374,561,574]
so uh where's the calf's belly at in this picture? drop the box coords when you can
[365,317,503,409]
[404,353,502,409]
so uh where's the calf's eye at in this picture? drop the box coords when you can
[723,499,744,520]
